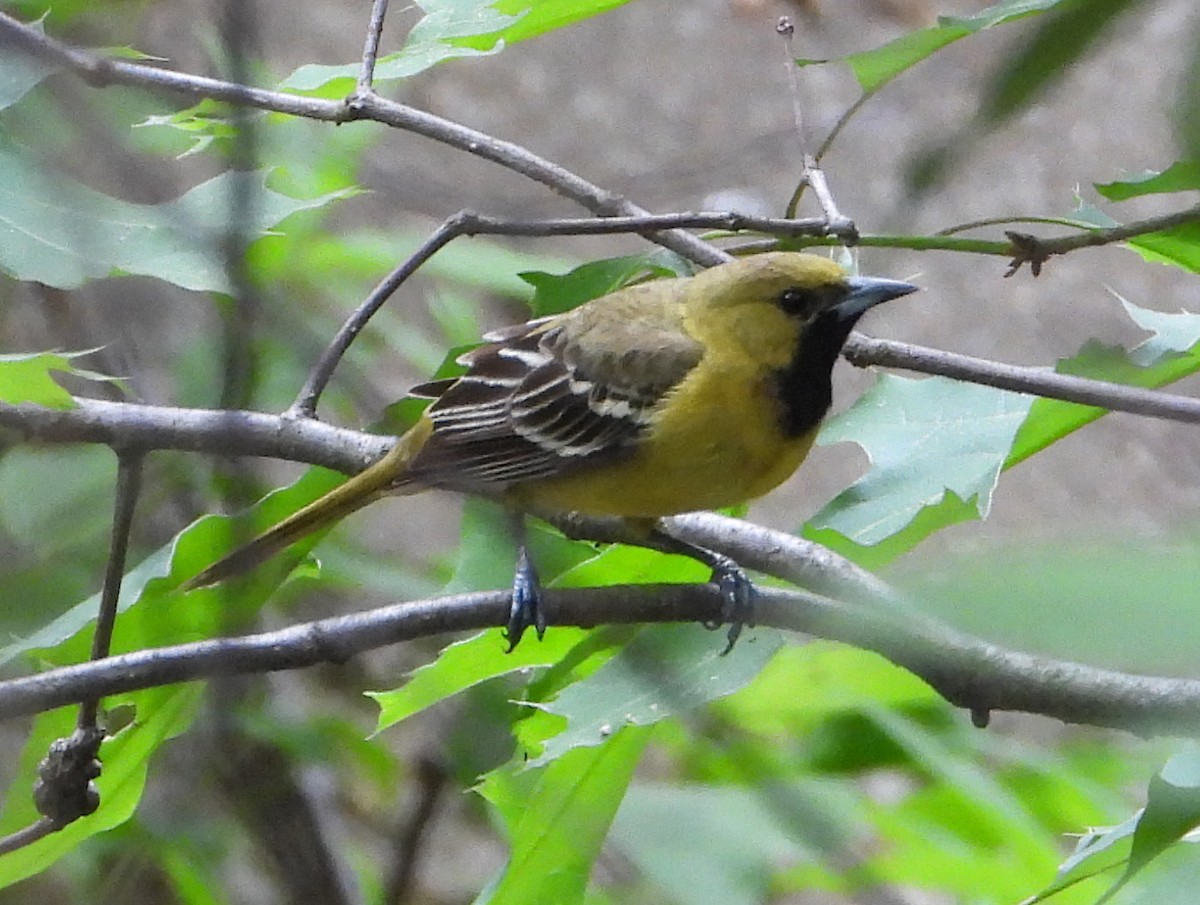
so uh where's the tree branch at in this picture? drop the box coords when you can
[0,10,726,269]
[1,580,1197,737]
[843,336,1200,423]
[5,329,1200,486]
[0,397,391,472]
[356,0,390,93]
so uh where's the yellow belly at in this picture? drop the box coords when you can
[511,364,816,518]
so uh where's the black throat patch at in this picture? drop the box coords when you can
[771,310,863,438]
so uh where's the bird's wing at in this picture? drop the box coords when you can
[405,287,703,492]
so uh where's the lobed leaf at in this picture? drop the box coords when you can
[810,293,1200,566]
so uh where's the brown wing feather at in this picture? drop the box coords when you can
[403,291,703,494]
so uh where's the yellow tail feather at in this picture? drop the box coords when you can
[185,419,431,589]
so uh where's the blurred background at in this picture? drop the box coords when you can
[2,0,1199,901]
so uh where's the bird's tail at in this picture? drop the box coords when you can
[184,419,431,590]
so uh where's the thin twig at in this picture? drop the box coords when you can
[449,209,837,238]
[776,17,855,236]
[78,451,144,729]
[777,17,808,157]
[289,209,843,414]
[357,0,390,93]
[2,580,1199,737]
[814,89,877,164]
[289,217,463,417]
[843,336,1200,424]
[0,818,57,856]
[800,159,856,240]
[0,10,727,270]
[935,215,1087,237]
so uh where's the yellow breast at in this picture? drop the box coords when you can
[511,353,815,518]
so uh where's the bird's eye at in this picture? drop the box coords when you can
[778,287,811,315]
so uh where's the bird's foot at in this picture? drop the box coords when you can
[702,551,756,655]
[504,545,547,652]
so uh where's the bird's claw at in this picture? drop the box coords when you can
[704,553,756,655]
[504,545,547,652]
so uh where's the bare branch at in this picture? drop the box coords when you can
[1,580,1198,737]
[0,10,726,269]
[844,336,1200,424]
[0,398,392,472]
[77,452,144,731]
[289,209,847,415]
[289,217,464,417]
[0,818,58,857]
[357,0,390,93]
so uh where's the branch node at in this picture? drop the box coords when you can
[1004,230,1051,277]
[343,88,375,121]
[825,214,859,244]
[970,707,991,729]
[594,191,628,217]
[33,726,104,827]
[449,209,484,236]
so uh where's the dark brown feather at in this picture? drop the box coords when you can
[401,308,702,493]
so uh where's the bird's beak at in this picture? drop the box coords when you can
[837,275,919,320]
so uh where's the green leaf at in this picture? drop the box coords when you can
[520,254,679,318]
[806,374,1033,547]
[1026,814,1139,902]
[1095,162,1200,201]
[0,141,351,291]
[1011,302,1200,468]
[1119,295,1200,366]
[1126,223,1200,274]
[799,0,1062,93]
[527,624,783,767]
[459,0,633,48]
[1099,749,1200,902]
[370,627,591,733]
[134,102,240,160]
[811,292,1200,566]
[0,351,87,407]
[477,725,651,905]
[0,684,203,888]
[281,0,632,92]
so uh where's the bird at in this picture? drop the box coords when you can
[186,252,917,650]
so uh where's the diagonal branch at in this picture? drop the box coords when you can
[843,336,1200,423]
[0,10,726,269]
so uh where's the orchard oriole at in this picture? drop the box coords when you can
[187,252,917,649]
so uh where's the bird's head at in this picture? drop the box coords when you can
[685,252,918,368]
